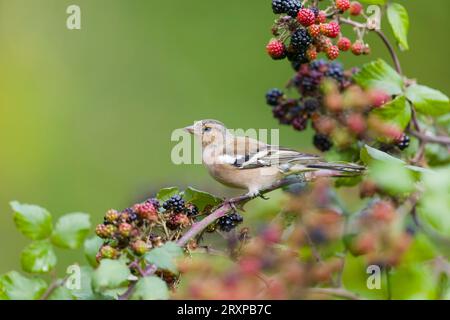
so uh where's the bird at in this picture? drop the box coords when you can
[184,119,365,198]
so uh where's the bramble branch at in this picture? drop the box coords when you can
[177,170,347,247]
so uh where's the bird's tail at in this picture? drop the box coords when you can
[305,161,366,176]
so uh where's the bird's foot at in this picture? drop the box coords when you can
[246,191,270,200]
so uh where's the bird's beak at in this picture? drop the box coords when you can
[184,125,194,134]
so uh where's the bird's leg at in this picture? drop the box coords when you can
[245,190,270,200]
[259,193,270,200]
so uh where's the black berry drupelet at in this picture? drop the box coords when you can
[218,212,244,232]
[325,61,344,83]
[163,194,185,213]
[304,98,320,114]
[266,88,284,106]
[290,28,312,51]
[396,134,410,150]
[313,133,333,152]
[284,0,302,17]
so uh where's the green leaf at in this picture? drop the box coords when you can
[157,187,179,201]
[405,84,450,116]
[183,187,222,211]
[390,264,438,299]
[0,271,48,300]
[144,241,183,274]
[369,160,415,194]
[387,3,409,51]
[130,276,169,300]
[92,259,130,292]
[371,95,411,131]
[20,240,57,274]
[11,201,53,240]
[360,145,404,165]
[353,59,404,95]
[47,286,74,300]
[51,213,91,249]
[71,266,98,300]
[359,0,387,4]
[84,236,103,267]
[417,167,450,237]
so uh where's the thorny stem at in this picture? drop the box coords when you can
[177,170,345,247]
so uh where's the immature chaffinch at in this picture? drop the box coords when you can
[184,119,364,198]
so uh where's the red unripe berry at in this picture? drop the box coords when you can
[347,113,366,134]
[266,39,286,60]
[316,10,327,24]
[326,45,340,60]
[336,0,351,12]
[351,41,364,55]
[323,21,340,38]
[337,37,351,51]
[349,1,363,16]
[308,24,321,38]
[297,8,316,27]
[363,44,371,55]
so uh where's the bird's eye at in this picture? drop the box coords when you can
[203,127,211,132]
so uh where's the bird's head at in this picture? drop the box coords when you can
[184,119,228,147]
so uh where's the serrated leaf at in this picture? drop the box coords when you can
[371,95,411,130]
[183,187,222,211]
[11,201,53,240]
[0,271,48,300]
[51,213,91,249]
[130,276,169,300]
[405,84,450,116]
[92,259,130,292]
[353,59,404,95]
[84,236,103,267]
[156,187,179,201]
[387,3,409,51]
[144,241,183,274]
[21,240,57,274]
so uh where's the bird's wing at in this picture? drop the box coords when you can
[217,135,321,170]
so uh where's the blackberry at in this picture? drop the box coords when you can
[310,6,319,17]
[310,59,328,72]
[325,61,344,82]
[286,49,309,64]
[304,98,320,113]
[185,204,199,217]
[290,28,312,51]
[266,88,284,106]
[396,134,410,150]
[146,198,160,210]
[218,212,243,232]
[272,0,286,14]
[313,133,333,151]
[292,116,308,131]
[284,0,302,18]
[162,194,185,213]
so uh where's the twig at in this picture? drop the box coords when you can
[409,129,450,146]
[307,287,362,300]
[39,276,68,300]
[177,170,345,247]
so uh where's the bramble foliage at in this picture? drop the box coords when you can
[1,0,450,300]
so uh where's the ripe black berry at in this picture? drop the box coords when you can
[396,134,410,150]
[162,194,185,213]
[325,61,344,83]
[304,98,320,113]
[313,133,333,152]
[284,0,302,18]
[292,116,308,131]
[185,204,199,217]
[272,0,286,14]
[286,49,309,64]
[218,212,244,232]
[266,88,284,106]
[290,28,312,51]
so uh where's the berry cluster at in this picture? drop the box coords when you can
[217,212,244,232]
[266,60,410,152]
[95,194,199,262]
[267,0,369,64]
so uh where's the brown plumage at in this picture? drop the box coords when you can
[184,119,365,197]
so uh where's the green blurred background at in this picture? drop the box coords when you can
[0,0,449,274]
